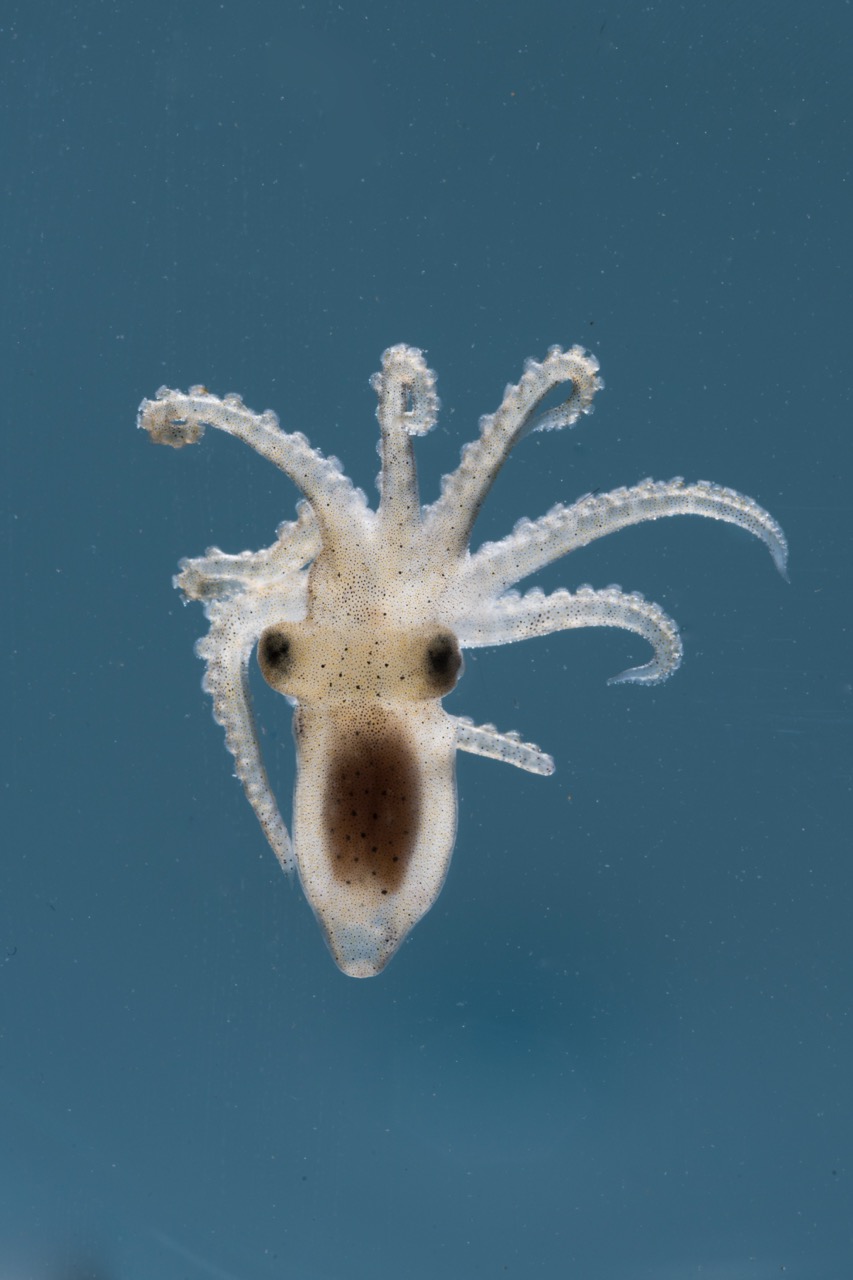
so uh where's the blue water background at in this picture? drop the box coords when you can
[3,2,851,1276]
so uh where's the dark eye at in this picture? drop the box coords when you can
[424,631,462,694]
[258,627,293,686]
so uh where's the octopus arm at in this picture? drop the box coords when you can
[138,386,370,543]
[464,478,789,595]
[371,345,439,541]
[194,586,307,874]
[453,716,555,775]
[174,504,319,604]
[424,346,602,556]
[455,585,683,685]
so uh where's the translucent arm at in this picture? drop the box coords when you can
[175,503,319,604]
[197,597,295,873]
[453,716,555,775]
[465,478,788,595]
[371,345,438,541]
[456,585,683,685]
[424,346,602,556]
[138,386,369,544]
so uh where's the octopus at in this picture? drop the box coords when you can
[138,344,787,978]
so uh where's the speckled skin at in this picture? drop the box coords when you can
[139,344,786,976]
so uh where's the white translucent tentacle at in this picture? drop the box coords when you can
[453,716,555,775]
[138,386,370,543]
[176,502,320,603]
[371,344,438,543]
[197,594,297,873]
[424,346,602,555]
[455,585,683,685]
[465,478,788,595]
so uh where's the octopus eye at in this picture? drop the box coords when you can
[424,631,462,695]
[258,626,294,689]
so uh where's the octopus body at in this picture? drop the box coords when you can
[138,344,787,977]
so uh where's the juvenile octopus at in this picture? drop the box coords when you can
[138,344,787,977]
